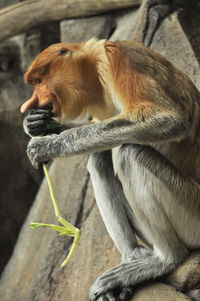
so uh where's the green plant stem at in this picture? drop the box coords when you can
[58,215,77,232]
[42,163,60,218]
[30,160,81,267]
[61,228,81,267]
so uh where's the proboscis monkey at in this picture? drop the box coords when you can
[21,38,200,301]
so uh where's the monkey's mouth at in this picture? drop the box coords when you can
[42,103,53,112]
[40,102,61,118]
[21,93,61,117]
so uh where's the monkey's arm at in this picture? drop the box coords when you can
[27,104,189,168]
[23,107,92,137]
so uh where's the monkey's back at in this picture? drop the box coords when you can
[105,40,200,182]
[108,41,200,117]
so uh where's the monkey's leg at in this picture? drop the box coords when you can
[88,151,152,301]
[90,144,191,301]
[87,151,150,263]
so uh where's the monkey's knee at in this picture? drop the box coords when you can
[87,150,113,177]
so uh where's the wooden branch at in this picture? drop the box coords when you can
[0,0,141,43]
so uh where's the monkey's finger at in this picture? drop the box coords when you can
[26,127,46,137]
[23,118,45,137]
[26,120,47,129]
[26,113,53,122]
[29,103,53,115]
[118,287,133,300]
[104,292,115,301]
[96,291,117,301]
[26,121,48,137]
[96,295,109,301]
[29,109,54,116]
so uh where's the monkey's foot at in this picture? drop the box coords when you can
[90,286,133,301]
[90,264,134,301]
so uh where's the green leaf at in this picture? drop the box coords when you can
[29,162,81,267]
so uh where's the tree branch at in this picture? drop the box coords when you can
[0,0,141,43]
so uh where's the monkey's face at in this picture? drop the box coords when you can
[20,76,61,116]
[20,43,89,121]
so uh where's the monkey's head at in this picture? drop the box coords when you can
[20,40,103,122]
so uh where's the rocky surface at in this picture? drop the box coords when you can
[131,283,191,301]
[61,14,114,43]
[0,1,200,301]
[0,21,60,272]
[0,37,40,273]
[165,252,200,293]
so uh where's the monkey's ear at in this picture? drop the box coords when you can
[59,48,72,57]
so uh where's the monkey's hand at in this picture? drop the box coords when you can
[23,106,60,137]
[27,135,59,168]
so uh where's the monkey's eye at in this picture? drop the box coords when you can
[59,48,69,55]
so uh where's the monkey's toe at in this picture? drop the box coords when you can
[90,286,133,301]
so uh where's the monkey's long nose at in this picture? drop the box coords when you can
[20,91,38,113]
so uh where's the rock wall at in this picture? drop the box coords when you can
[0,19,61,273]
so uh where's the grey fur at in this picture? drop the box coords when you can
[27,109,188,169]
[25,107,199,301]
[88,144,195,300]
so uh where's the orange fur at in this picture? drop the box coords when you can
[105,41,152,111]
[23,40,108,120]
[21,38,200,182]
[25,43,83,84]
